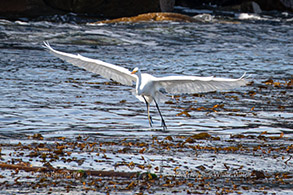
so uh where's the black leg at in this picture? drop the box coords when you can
[154,99,167,130]
[142,96,153,127]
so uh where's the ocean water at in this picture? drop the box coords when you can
[0,13,292,138]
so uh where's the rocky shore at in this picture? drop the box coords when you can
[0,0,292,20]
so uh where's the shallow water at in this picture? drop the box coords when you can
[0,15,292,138]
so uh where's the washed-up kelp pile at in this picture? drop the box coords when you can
[0,131,292,194]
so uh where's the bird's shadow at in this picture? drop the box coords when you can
[148,127,170,133]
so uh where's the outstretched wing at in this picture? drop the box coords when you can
[43,42,137,86]
[154,74,247,94]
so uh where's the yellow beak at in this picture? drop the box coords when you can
[131,70,138,74]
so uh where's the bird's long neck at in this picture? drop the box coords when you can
[136,70,142,94]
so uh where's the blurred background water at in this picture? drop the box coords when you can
[0,14,292,138]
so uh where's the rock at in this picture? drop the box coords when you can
[280,0,293,10]
[0,0,164,19]
[160,0,175,12]
[219,1,262,13]
[0,0,60,18]
[1,0,291,20]
[176,0,293,12]
[245,0,293,12]
[241,1,262,13]
[253,0,280,11]
[175,0,204,8]
[44,0,161,18]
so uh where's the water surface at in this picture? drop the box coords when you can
[0,15,292,138]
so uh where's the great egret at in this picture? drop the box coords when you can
[43,42,247,129]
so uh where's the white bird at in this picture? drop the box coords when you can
[43,42,247,130]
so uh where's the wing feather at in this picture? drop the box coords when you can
[154,74,247,94]
[43,42,136,86]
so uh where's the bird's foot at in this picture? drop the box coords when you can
[161,119,167,130]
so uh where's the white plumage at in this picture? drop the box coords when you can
[44,42,247,129]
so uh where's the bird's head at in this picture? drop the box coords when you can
[131,67,140,75]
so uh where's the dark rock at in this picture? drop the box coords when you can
[221,1,262,13]
[160,0,175,12]
[175,0,249,8]
[256,0,293,11]
[0,0,61,18]
[0,0,170,19]
[176,0,293,12]
[280,0,293,10]
[44,0,161,18]
[240,1,262,13]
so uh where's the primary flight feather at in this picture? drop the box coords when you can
[44,42,247,129]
